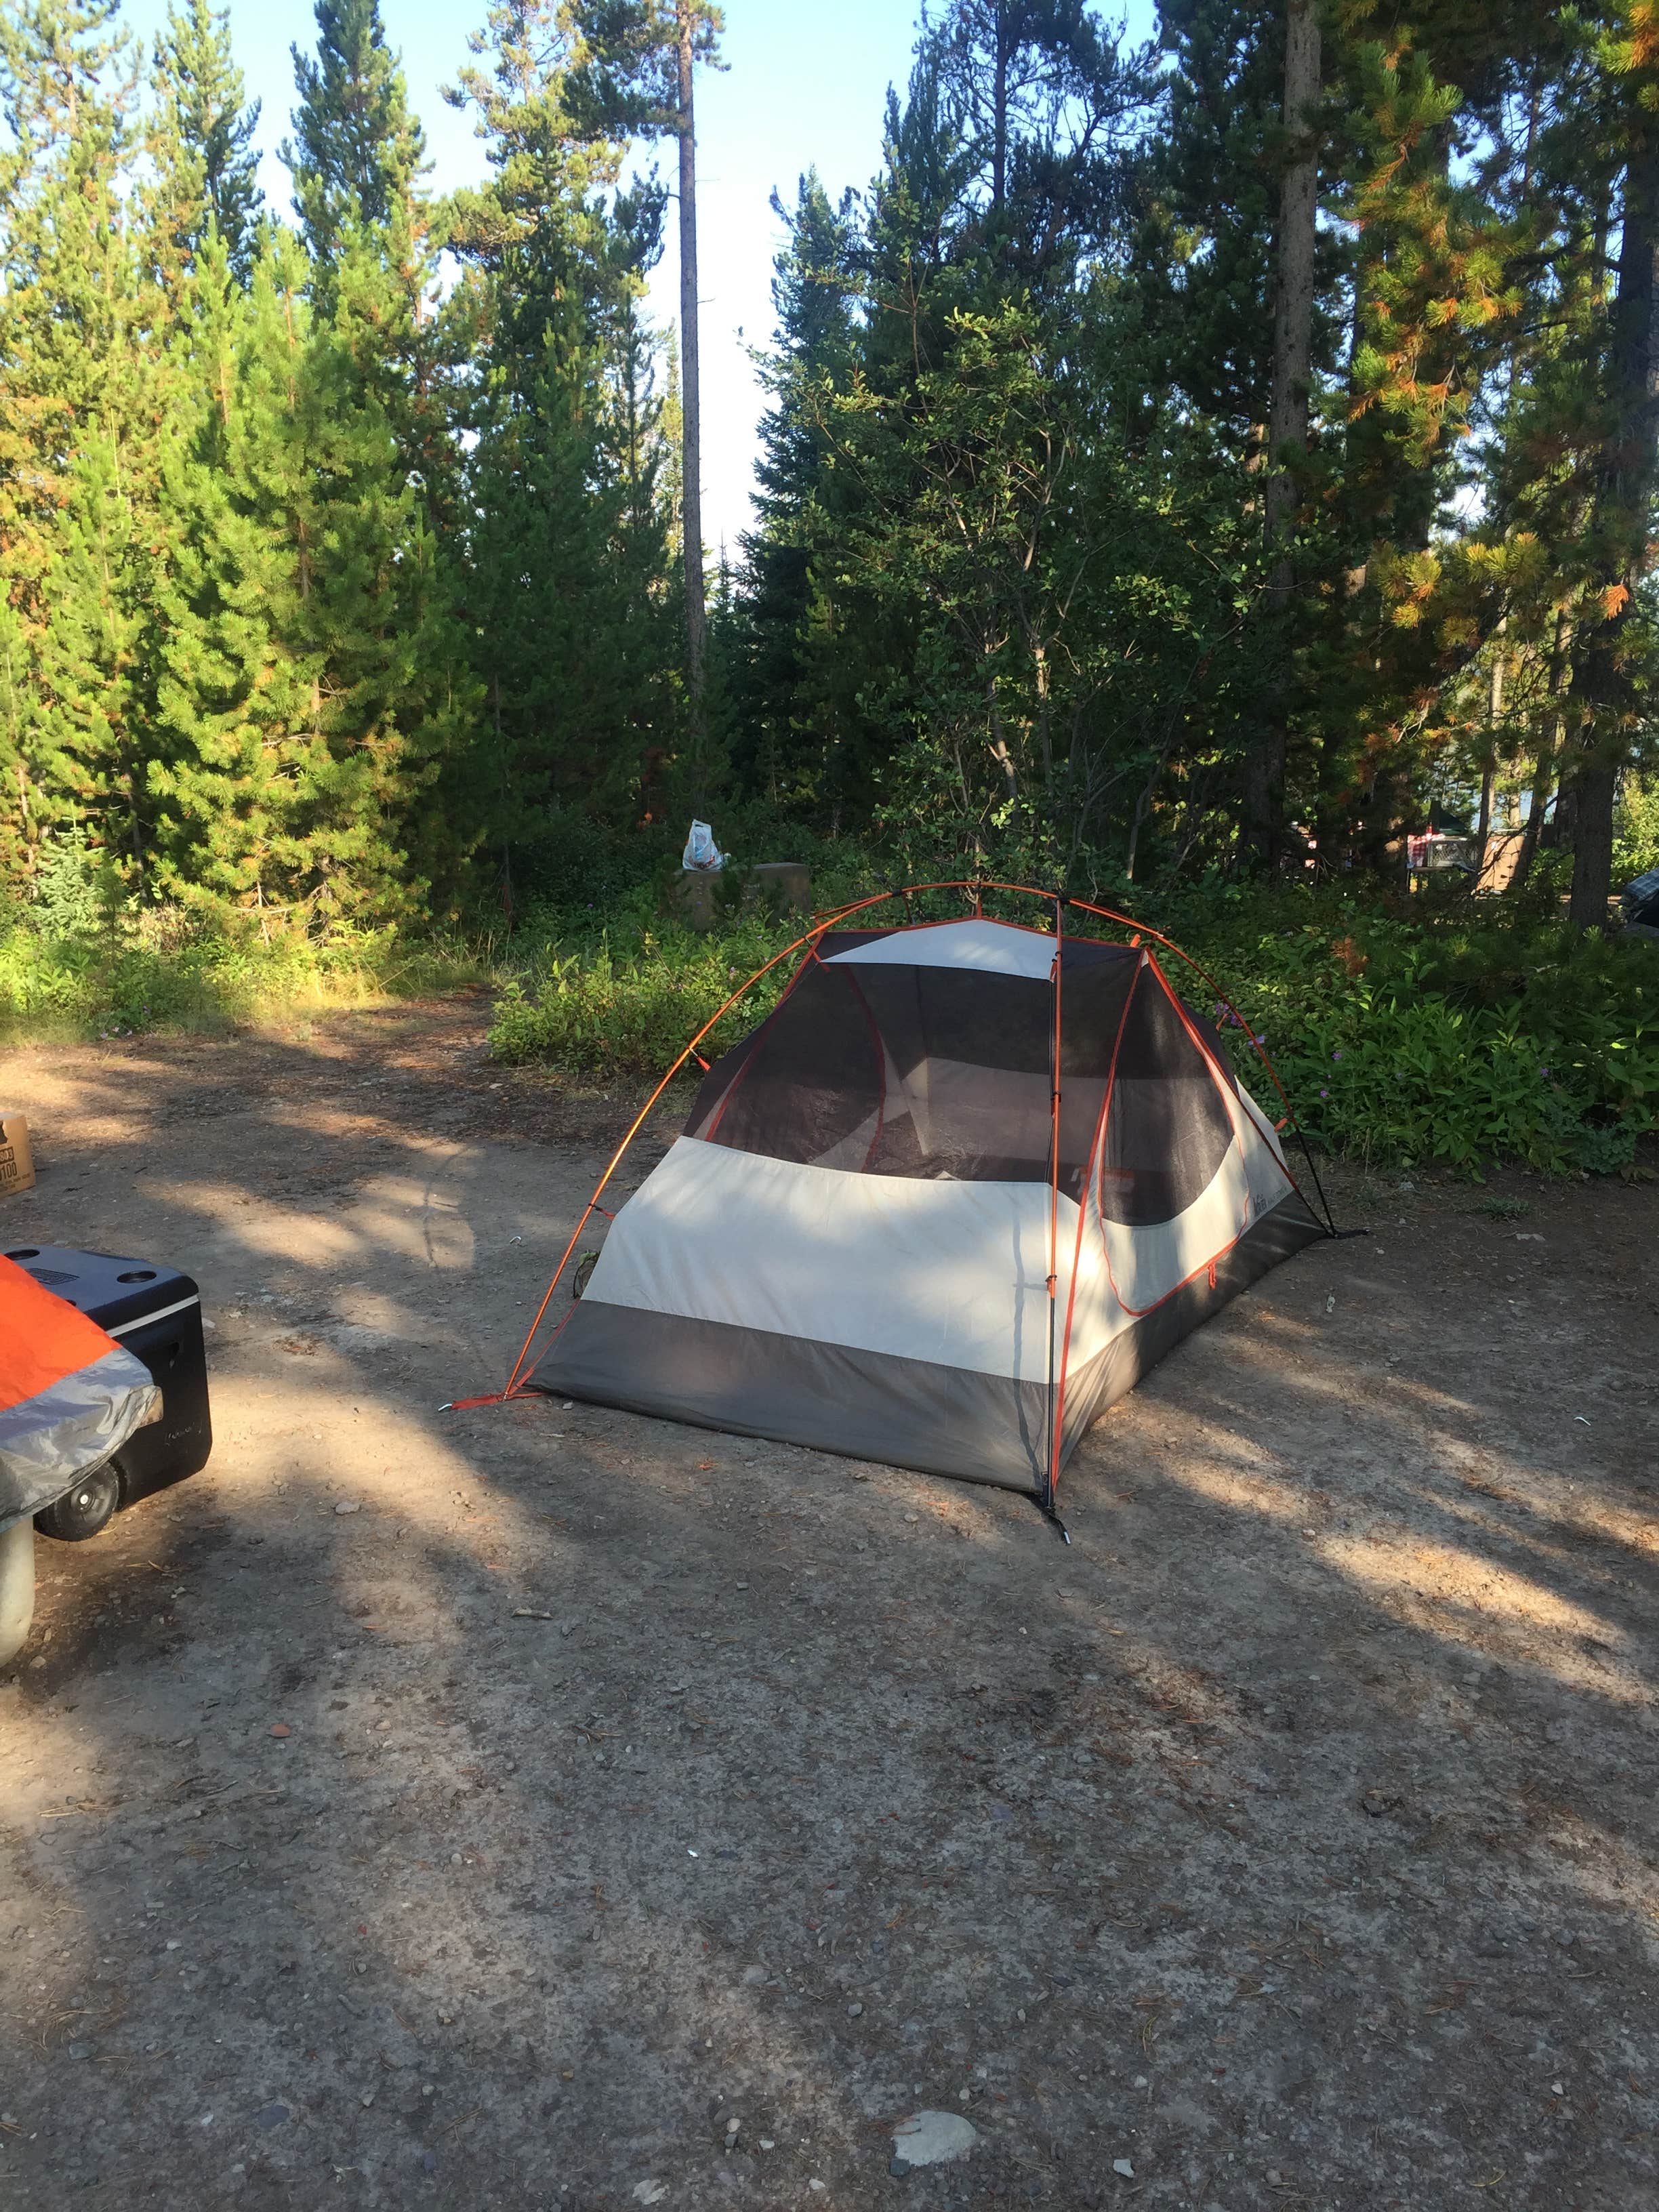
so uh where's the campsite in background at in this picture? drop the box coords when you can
[0,0,1656,1185]
[1,0,1658,2205]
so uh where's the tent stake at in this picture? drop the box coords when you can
[1038,1496,1071,1542]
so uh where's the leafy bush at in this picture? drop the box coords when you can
[489,916,800,1074]
[0,905,486,1039]
[485,828,885,1075]
[29,828,125,943]
[15,827,1650,1183]
[487,876,1659,1176]
[1614,768,1659,883]
[1159,891,1658,1176]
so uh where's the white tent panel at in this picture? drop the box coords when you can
[824,916,1060,979]
[586,1135,1103,1383]
[1093,1081,1293,1318]
[1096,1145,1252,1317]
[1234,1078,1298,1218]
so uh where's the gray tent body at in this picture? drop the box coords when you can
[530,918,1325,1495]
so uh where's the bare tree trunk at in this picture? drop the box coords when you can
[1244,0,1320,867]
[992,7,1009,209]
[1569,759,1616,925]
[1570,125,1659,929]
[1265,0,1320,564]
[1513,607,1570,893]
[1475,623,1503,883]
[678,3,707,778]
[987,670,1018,803]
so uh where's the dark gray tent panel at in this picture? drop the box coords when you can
[525,916,1326,1501]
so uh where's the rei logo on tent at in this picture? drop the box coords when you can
[455,889,1334,1525]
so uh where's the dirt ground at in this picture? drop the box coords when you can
[1,996,1656,2212]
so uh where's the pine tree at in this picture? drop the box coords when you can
[0,0,163,888]
[926,0,1159,293]
[33,419,162,882]
[567,0,724,770]
[149,0,262,283]
[466,333,674,830]
[1128,0,1296,448]
[444,0,678,869]
[443,0,656,396]
[731,170,859,803]
[1242,0,1321,865]
[1563,0,1659,926]
[282,0,427,274]
[287,0,464,694]
[149,226,478,924]
[148,231,303,912]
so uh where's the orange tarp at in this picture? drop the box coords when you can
[0,1252,123,1411]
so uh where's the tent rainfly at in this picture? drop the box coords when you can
[476,901,1332,1517]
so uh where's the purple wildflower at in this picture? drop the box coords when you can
[1331,1048,1343,1061]
[1319,1087,1329,1099]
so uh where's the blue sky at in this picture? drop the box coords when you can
[110,0,928,550]
[112,0,1156,548]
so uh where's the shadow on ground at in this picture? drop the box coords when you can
[0,1005,1656,2211]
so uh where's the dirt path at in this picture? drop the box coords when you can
[1,998,1656,2211]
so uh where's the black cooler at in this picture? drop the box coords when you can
[5,1244,212,1525]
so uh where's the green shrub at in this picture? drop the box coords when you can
[1615,769,1659,882]
[485,837,890,1078]
[489,916,800,1075]
[486,877,1659,1177]
[1160,892,1658,1176]
[0,907,487,1040]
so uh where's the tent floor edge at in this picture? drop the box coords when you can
[528,1301,1054,1495]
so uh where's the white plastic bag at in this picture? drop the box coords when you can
[682,819,724,872]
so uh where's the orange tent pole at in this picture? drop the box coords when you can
[1048,958,1143,1504]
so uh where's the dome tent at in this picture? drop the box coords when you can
[470,893,1331,1517]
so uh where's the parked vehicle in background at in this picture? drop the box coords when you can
[1622,866,1659,941]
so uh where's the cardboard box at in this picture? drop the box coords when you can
[0,1113,35,1197]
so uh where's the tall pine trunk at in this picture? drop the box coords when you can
[1570,120,1659,929]
[992,7,1010,208]
[1475,622,1504,882]
[678,2,707,777]
[1513,608,1572,893]
[1244,0,1320,867]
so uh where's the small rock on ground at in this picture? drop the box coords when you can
[890,2109,979,2173]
